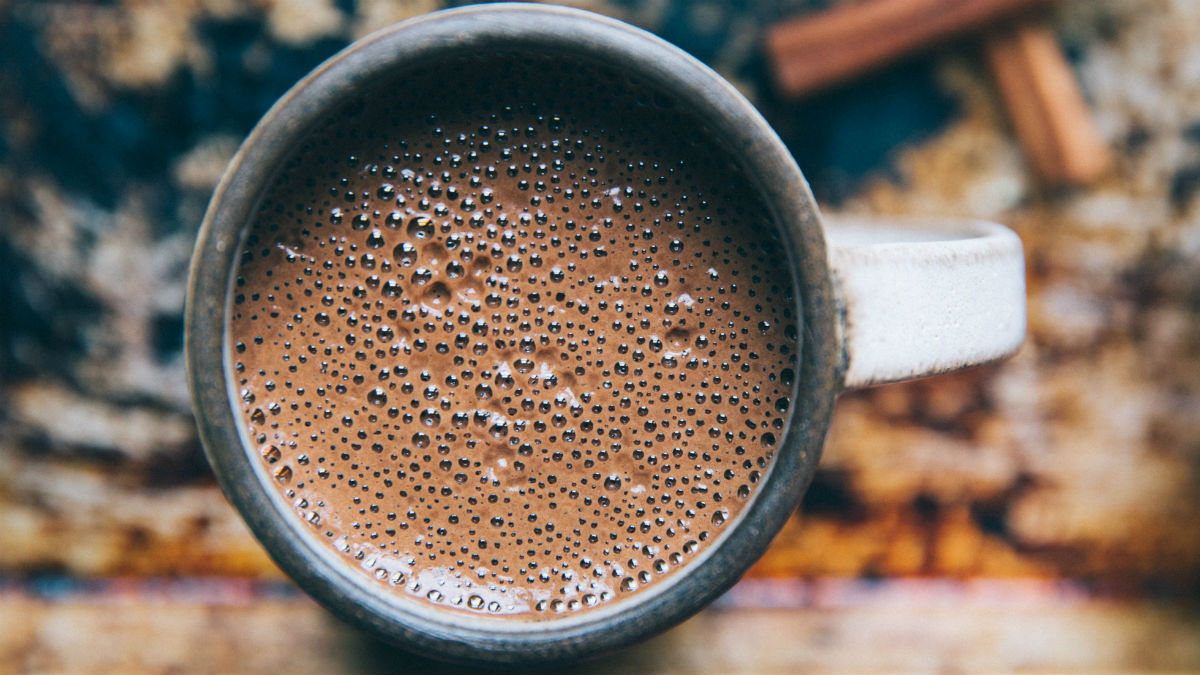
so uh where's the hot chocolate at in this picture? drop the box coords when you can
[229,53,798,619]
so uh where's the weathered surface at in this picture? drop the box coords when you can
[2,579,1198,674]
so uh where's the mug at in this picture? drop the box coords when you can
[186,3,1025,665]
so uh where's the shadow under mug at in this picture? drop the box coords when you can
[186,3,1026,665]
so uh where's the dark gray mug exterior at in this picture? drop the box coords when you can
[186,2,840,665]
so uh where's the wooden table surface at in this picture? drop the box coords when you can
[3,578,1198,673]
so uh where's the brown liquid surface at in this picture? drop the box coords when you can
[230,55,798,619]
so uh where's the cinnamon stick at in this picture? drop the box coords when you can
[766,0,1052,97]
[984,22,1110,185]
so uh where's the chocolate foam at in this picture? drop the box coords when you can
[230,54,798,618]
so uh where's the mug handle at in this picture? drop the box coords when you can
[824,215,1027,389]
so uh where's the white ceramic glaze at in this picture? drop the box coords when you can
[826,215,1027,389]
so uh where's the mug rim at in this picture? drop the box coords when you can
[185,2,841,664]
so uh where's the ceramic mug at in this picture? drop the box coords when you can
[186,3,1025,665]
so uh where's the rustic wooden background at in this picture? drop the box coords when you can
[1,0,1198,672]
